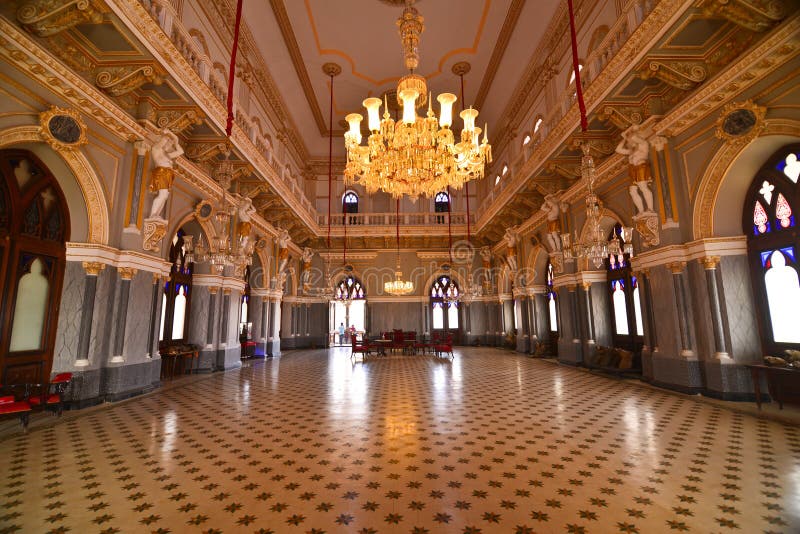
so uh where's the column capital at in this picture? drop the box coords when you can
[223,288,232,296]
[699,256,720,270]
[134,140,150,156]
[580,281,592,291]
[565,284,577,291]
[118,267,137,280]
[209,286,219,295]
[666,261,686,274]
[82,261,105,276]
[650,135,668,151]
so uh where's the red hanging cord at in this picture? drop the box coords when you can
[567,0,588,132]
[225,0,244,137]
[327,74,333,250]
[459,74,471,244]
[447,185,453,264]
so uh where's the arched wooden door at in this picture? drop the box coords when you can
[0,149,69,385]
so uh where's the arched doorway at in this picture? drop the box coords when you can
[430,275,460,343]
[159,228,193,343]
[606,223,643,354]
[0,149,69,384]
[743,143,800,353]
[331,275,366,343]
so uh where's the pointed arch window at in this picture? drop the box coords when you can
[343,191,359,214]
[606,224,643,345]
[434,191,450,223]
[546,260,558,332]
[430,276,459,331]
[744,144,800,352]
[160,228,193,342]
[333,275,366,334]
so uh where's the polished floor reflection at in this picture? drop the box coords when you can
[1,347,799,533]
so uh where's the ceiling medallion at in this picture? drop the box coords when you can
[344,3,491,201]
[39,106,87,151]
[715,100,767,145]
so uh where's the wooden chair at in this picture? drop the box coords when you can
[27,372,72,417]
[350,335,372,360]
[0,386,32,431]
[434,334,454,359]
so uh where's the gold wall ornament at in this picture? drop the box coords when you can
[695,0,786,32]
[596,104,644,130]
[185,142,228,164]
[118,267,137,280]
[17,0,105,37]
[700,256,721,270]
[666,261,687,274]
[194,199,214,223]
[95,65,164,97]
[38,106,87,151]
[550,251,564,274]
[142,218,167,252]
[714,100,767,145]
[155,108,205,133]
[639,60,708,91]
[81,261,105,276]
[633,212,660,248]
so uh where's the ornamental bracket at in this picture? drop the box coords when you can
[639,60,708,91]
[17,0,105,37]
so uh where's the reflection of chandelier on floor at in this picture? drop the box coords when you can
[184,153,255,276]
[561,144,632,269]
[385,199,415,296]
[343,1,492,201]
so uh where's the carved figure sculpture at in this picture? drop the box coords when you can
[148,129,184,219]
[237,196,256,238]
[480,246,492,291]
[615,124,655,214]
[276,228,291,274]
[504,226,519,272]
[541,194,562,252]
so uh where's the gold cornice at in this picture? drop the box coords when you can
[473,0,525,112]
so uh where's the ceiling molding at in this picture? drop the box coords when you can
[473,0,525,111]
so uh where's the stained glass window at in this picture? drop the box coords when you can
[161,228,194,342]
[431,276,459,331]
[335,275,365,301]
[606,224,642,344]
[744,143,800,353]
[546,261,557,332]
[342,191,359,214]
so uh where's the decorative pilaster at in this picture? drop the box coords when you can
[206,286,219,347]
[221,288,231,346]
[700,256,731,362]
[76,262,105,367]
[667,262,694,358]
[581,281,595,344]
[126,141,149,231]
[639,269,658,353]
[110,267,137,363]
[650,136,676,227]
[527,291,538,343]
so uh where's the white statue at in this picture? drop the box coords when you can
[301,247,314,265]
[504,226,519,272]
[615,124,654,214]
[540,194,561,252]
[237,196,256,223]
[148,129,184,219]
[480,246,493,291]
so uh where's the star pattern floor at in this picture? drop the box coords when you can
[1,347,799,534]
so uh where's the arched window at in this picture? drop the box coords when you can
[533,117,543,135]
[568,63,583,86]
[333,275,366,335]
[606,224,643,347]
[546,260,558,333]
[522,134,531,146]
[160,228,193,342]
[240,265,251,342]
[744,143,800,352]
[342,191,359,214]
[0,149,69,384]
[434,191,449,223]
[430,276,459,333]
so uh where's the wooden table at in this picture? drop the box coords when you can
[746,364,800,409]
[372,339,391,356]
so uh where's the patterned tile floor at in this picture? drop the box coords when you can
[1,347,799,534]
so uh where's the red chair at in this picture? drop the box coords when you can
[350,335,372,360]
[0,394,32,431]
[28,372,72,417]
[391,330,404,352]
[434,335,454,359]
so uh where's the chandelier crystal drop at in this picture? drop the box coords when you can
[343,2,492,201]
[561,143,633,269]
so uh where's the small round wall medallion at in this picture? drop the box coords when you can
[715,100,766,144]
[194,199,214,222]
[256,237,269,250]
[39,106,87,151]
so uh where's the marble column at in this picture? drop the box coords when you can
[667,262,694,358]
[528,292,538,352]
[581,282,595,356]
[110,267,137,363]
[146,273,163,359]
[569,285,583,363]
[651,136,677,227]
[516,295,529,353]
[701,256,730,361]
[76,262,105,367]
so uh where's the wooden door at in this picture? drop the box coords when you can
[0,150,69,385]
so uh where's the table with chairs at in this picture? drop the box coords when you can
[0,371,73,431]
[348,330,454,360]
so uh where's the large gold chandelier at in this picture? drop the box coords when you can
[343,1,492,201]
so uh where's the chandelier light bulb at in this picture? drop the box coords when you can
[362,97,382,132]
[399,88,419,124]
[345,113,363,144]
[437,93,456,128]
[460,107,478,133]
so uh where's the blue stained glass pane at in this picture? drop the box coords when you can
[632,276,638,288]
[754,221,772,235]
[781,246,796,263]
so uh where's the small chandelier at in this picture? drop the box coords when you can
[185,153,254,275]
[343,1,492,201]
[561,143,633,269]
[385,199,414,295]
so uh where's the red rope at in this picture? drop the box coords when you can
[567,0,588,132]
[447,186,453,264]
[459,74,471,244]
[225,0,244,137]
[327,75,333,250]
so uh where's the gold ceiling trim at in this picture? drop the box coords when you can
[269,0,502,137]
[473,0,525,111]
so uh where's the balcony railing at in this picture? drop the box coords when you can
[318,212,475,227]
